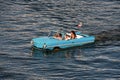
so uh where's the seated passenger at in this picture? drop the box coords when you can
[65,31,76,40]
[54,33,62,40]
[70,31,76,39]
[65,34,71,40]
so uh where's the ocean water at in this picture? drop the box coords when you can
[0,0,120,80]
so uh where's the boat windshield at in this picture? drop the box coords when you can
[48,31,58,37]
[48,30,66,37]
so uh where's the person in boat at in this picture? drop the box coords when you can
[65,34,71,40]
[54,33,62,40]
[70,30,76,39]
[65,31,76,40]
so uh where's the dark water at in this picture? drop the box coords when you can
[0,0,120,80]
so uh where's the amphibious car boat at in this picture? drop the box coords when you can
[31,31,95,50]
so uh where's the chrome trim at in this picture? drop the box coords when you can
[43,43,47,49]
[31,40,34,44]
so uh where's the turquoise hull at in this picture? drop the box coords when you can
[31,32,95,50]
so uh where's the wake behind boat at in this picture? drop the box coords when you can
[31,31,95,50]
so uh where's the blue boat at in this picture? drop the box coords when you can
[31,31,95,50]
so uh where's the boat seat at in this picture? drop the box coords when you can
[76,35,83,39]
[66,33,83,39]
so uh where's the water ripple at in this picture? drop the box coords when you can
[0,0,120,80]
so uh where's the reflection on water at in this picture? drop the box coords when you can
[31,47,83,59]
[30,43,96,61]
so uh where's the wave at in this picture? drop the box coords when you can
[95,28,120,42]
